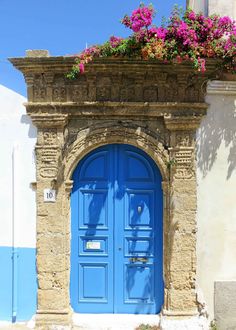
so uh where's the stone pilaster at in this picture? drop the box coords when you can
[31,114,71,329]
[163,116,203,316]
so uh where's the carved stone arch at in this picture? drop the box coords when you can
[64,126,169,182]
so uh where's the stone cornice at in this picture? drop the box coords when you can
[25,101,208,119]
[9,56,220,74]
[10,56,221,104]
[207,80,236,95]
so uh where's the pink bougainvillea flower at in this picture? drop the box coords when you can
[148,27,168,40]
[187,11,196,21]
[197,58,206,72]
[109,36,123,48]
[79,63,85,74]
[122,4,154,33]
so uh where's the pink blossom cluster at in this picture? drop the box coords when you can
[75,45,101,73]
[148,27,168,40]
[68,4,235,77]
[135,27,167,43]
[122,5,154,33]
[168,20,198,47]
[109,36,123,48]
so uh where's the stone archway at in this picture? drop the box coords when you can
[11,54,216,329]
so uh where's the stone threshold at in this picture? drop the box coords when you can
[72,313,209,330]
[0,314,209,330]
[72,313,161,330]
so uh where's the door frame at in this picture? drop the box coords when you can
[13,56,209,329]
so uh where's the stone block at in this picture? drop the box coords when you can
[38,288,69,310]
[26,49,49,57]
[36,311,71,329]
[168,288,197,311]
[37,254,69,272]
[170,193,197,212]
[37,234,65,255]
[37,215,65,233]
[170,211,197,234]
[171,232,196,252]
[170,248,192,272]
[170,271,195,290]
[38,271,68,290]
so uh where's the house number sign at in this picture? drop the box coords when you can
[44,189,56,202]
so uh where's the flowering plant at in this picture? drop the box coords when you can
[67,4,235,79]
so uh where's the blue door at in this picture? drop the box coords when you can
[70,144,163,314]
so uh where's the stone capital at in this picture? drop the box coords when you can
[65,180,74,196]
[164,115,204,131]
[30,113,68,129]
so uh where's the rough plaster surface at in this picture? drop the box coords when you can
[215,281,236,330]
[188,0,208,14]
[0,85,36,248]
[189,0,236,19]
[208,0,236,18]
[196,81,236,322]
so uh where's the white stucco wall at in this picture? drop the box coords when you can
[0,85,36,248]
[208,0,236,18]
[196,80,236,319]
[188,0,208,14]
[189,0,236,18]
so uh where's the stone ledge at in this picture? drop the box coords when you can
[25,101,208,119]
[207,80,236,95]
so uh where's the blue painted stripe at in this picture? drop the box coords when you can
[0,247,37,321]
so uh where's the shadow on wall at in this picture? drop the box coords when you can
[197,96,236,180]
[21,114,37,139]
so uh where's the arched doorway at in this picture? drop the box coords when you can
[70,144,163,314]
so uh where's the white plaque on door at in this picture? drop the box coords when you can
[86,241,101,250]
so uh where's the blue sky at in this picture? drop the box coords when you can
[0,0,186,96]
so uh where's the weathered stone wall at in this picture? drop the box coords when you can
[10,54,217,329]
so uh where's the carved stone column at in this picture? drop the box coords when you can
[163,116,203,316]
[31,114,71,329]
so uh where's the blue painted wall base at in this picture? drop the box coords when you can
[0,247,37,321]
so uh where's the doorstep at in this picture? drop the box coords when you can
[72,313,160,330]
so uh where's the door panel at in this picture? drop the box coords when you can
[80,263,108,301]
[127,190,154,227]
[71,144,163,314]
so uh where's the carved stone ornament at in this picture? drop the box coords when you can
[174,148,194,179]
